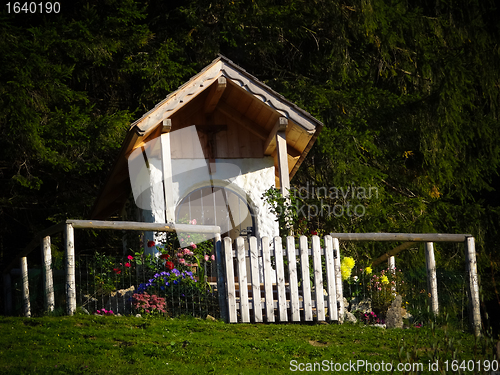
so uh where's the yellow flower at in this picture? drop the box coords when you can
[365,266,373,275]
[342,256,355,270]
[340,257,355,280]
[340,263,352,281]
[380,275,389,285]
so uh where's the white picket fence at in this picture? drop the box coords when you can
[221,235,344,323]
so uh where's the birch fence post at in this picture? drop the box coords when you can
[21,256,31,318]
[332,238,344,323]
[42,235,55,313]
[465,237,481,336]
[424,242,439,316]
[64,223,76,316]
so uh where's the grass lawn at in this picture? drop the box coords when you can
[0,314,497,374]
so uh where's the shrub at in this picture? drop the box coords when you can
[132,293,167,315]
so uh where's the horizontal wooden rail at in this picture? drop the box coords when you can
[67,220,220,234]
[329,233,471,242]
[4,220,221,274]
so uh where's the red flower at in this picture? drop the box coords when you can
[160,254,170,260]
[310,230,318,235]
[113,268,121,275]
[147,240,155,247]
[125,262,131,268]
[165,261,174,270]
[127,255,133,260]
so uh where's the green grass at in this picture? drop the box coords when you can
[0,314,497,374]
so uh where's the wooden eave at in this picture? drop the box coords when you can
[90,55,323,220]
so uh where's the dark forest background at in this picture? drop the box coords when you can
[1,0,499,324]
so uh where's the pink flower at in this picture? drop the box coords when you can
[177,252,183,258]
[125,262,131,268]
[204,255,209,261]
[127,255,133,260]
[179,258,185,264]
[183,248,190,255]
[211,254,215,261]
[190,242,197,249]
[190,219,197,225]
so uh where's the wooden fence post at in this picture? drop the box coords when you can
[465,237,481,336]
[223,237,237,323]
[424,242,439,316]
[388,256,395,271]
[312,235,325,321]
[3,273,12,316]
[64,223,76,316]
[286,236,300,322]
[262,237,275,322]
[324,235,338,322]
[236,237,250,323]
[42,235,55,313]
[299,236,313,321]
[249,236,262,322]
[21,256,31,317]
[274,237,288,322]
[215,233,227,322]
[332,238,344,323]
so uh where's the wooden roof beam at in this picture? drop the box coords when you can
[216,102,268,140]
[204,77,227,114]
[264,117,287,155]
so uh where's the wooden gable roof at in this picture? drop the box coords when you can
[91,55,323,220]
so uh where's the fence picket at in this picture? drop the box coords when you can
[236,237,250,323]
[332,238,344,323]
[312,236,325,321]
[262,237,275,322]
[299,236,313,321]
[274,237,288,322]
[324,235,338,321]
[223,237,238,323]
[249,236,262,322]
[287,236,300,321]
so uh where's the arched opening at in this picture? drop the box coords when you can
[176,186,256,241]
